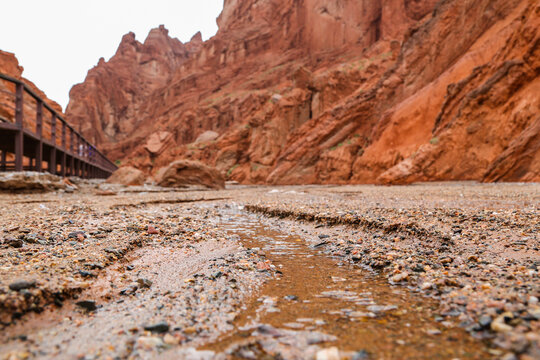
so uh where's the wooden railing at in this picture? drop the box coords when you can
[0,73,117,178]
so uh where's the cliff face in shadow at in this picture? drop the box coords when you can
[66,0,540,184]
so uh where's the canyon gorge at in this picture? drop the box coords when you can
[3,0,539,184]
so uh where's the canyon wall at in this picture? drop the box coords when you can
[0,50,63,127]
[66,0,540,184]
[66,26,202,150]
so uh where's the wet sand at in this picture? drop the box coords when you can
[0,182,538,359]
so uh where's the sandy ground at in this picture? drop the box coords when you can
[0,182,538,359]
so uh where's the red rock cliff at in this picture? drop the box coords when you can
[66,26,201,150]
[66,0,540,184]
[0,50,63,125]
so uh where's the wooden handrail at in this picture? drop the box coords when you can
[0,72,117,172]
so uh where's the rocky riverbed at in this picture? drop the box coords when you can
[0,182,538,359]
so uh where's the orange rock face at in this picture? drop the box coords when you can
[155,160,225,190]
[66,26,201,149]
[0,50,63,123]
[66,0,540,184]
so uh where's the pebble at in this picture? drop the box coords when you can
[144,321,170,333]
[284,322,304,329]
[352,350,371,360]
[491,313,514,333]
[367,305,397,313]
[316,347,340,360]
[147,226,159,234]
[137,278,153,288]
[349,311,376,318]
[136,336,164,350]
[500,353,518,360]
[163,333,180,345]
[5,237,23,248]
[68,231,86,240]
[314,241,329,248]
[120,284,138,295]
[478,314,492,328]
[23,233,39,243]
[9,280,36,291]
[390,272,409,283]
[76,300,97,311]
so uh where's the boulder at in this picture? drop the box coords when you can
[144,131,174,156]
[0,172,66,192]
[195,130,219,144]
[106,166,145,186]
[155,160,225,190]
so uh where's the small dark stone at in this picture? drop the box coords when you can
[24,233,38,244]
[104,248,124,257]
[352,350,371,360]
[9,280,36,291]
[137,278,153,288]
[318,234,330,239]
[211,271,223,280]
[76,300,97,311]
[478,315,492,328]
[78,270,96,278]
[20,289,32,299]
[313,241,329,248]
[120,284,138,295]
[284,295,298,301]
[126,265,135,271]
[5,238,23,248]
[84,263,104,270]
[68,231,86,239]
[143,322,169,333]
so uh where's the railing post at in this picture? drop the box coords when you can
[61,121,66,177]
[1,150,5,171]
[14,83,24,171]
[50,113,56,174]
[35,100,43,172]
[70,128,74,177]
[76,135,81,177]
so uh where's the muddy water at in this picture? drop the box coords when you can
[205,209,490,359]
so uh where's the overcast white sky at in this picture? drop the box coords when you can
[0,0,224,110]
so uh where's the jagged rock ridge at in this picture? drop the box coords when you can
[66,0,540,184]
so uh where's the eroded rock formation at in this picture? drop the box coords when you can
[66,0,540,184]
[0,50,63,123]
[106,166,145,186]
[66,26,201,150]
[155,159,225,190]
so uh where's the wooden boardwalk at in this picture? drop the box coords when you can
[0,73,116,178]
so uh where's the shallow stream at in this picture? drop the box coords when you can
[205,208,490,359]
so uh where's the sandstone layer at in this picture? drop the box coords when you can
[106,166,145,186]
[155,160,225,190]
[0,50,63,127]
[66,0,540,184]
